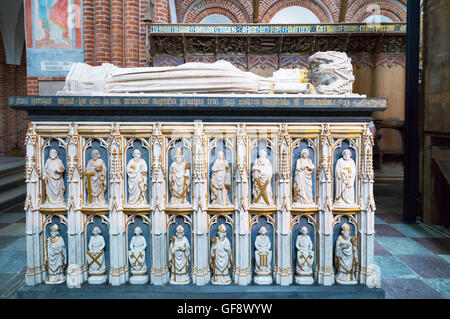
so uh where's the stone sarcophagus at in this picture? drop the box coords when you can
[10,94,384,289]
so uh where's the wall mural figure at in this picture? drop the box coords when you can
[128,227,148,284]
[126,149,148,205]
[295,226,315,285]
[254,226,272,285]
[252,149,274,205]
[168,225,191,285]
[293,149,315,206]
[87,227,107,284]
[210,151,231,206]
[45,224,67,284]
[334,223,358,285]
[84,149,107,206]
[169,148,190,205]
[37,0,71,47]
[210,224,232,285]
[334,149,356,208]
[43,149,65,205]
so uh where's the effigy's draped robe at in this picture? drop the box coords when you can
[127,158,148,204]
[294,158,314,204]
[335,157,356,205]
[129,235,147,273]
[210,158,231,205]
[44,157,65,204]
[296,235,314,274]
[86,158,107,204]
[87,235,106,275]
[169,236,191,283]
[335,235,357,282]
[252,157,273,205]
[46,235,67,282]
[254,235,272,275]
[169,161,190,204]
[210,237,232,283]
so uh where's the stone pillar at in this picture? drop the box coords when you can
[24,123,45,285]
[358,125,377,286]
[234,123,251,285]
[150,123,169,285]
[124,0,140,67]
[66,123,87,284]
[316,124,334,285]
[275,124,292,286]
[94,0,111,64]
[83,0,95,65]
[192,121,209,285]
[111,0,124,67]
[108,123,128,285]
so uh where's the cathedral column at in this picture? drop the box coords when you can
[316,124,334,285]
[24,123,45,285]
[275,124,292,286]
[108,123,128,285]
[192,121,209,285]
[150,123,169,285]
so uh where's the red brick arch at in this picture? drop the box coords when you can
[183,0,250,24]
[193,8,240,24]
[346,0,407,23]
[260,0,332,24]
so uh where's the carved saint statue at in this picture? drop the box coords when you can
[128,227,148,284]
[87,227,107,284]
[295,226,315,285]
[43,149,65,205]
[334,149,356,207]
[210,151,231,205]
[335,223,358,285]
[293,149,315,205]
[45,224,67,284]
[169,148,190,205]
[168,225,191,284]
[210,224,232,285]
[85,149,107,205]
[254,226,272,285]
[127,149,148,205]
[252,150,274,205]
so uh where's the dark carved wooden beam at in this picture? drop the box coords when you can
[339,0,349,22]
[253,0,260,23]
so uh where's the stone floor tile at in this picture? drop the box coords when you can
[0,213,26,224]
[381,278,443,299]
[376,214,404,224]
[0,236,22,251]
[422,279,450,299]
[412,238,450,255]
[0,273,15,289]
[391,223,446,238]
[375,224,405,237]
[374,256,419,279]
[0,250,27,274]
[1,237,26,253]
[374,241,392,256]
[397,255,450,279]
[16,217,26,223]
[374,216,386,224]
[0,223,9,230]
[375,237,433,256]
[438,255,450,264]
[0,223,25,236]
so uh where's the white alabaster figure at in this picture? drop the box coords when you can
[45,224,67,284]
[168,225,191,284]
[128,227,148,284]
[254,226,272,285]
[127,149,148,205]
[210,151,231,206]
[294,149,315,206]
[85,149,107,205]
[87,227,107,284]
[169,148,190,205]
[335,223,358,285]
[43,149,65,205]
[334,149,356,207]
[295,226,315,285]
[210,224,232,285]
[252,150,274,205]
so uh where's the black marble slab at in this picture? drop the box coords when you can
[9,95,387,122]
[17,283,385,299]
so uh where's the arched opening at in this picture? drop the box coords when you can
[363,14,394,23]
[199,14,233,24]
[269,6,321,24]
